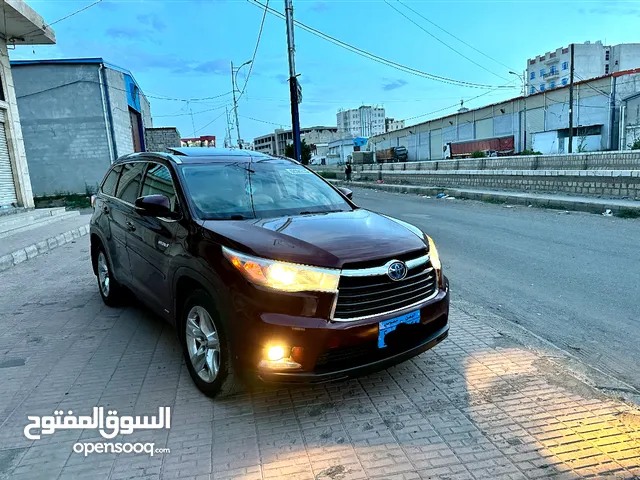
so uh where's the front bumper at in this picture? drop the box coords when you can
[242,277,450,384]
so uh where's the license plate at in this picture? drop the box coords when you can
[378,310,421,348]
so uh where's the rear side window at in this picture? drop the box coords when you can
[116,162,146,204]
[101,165,122,196]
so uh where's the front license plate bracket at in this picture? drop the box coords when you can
[378,310,421,348]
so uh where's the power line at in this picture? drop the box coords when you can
[21,0,103,39]
[154,103,229,118]
[247,0,514,90]
[239,114,290,127]
[395,0,517,73]
[238,0,269,101]
[384,0,509,81]
[195,110,228,134]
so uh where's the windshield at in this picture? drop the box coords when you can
[179,159,352,220]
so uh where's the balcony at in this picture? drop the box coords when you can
[543,69,560,79]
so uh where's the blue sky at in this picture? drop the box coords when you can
[18,0,640,142]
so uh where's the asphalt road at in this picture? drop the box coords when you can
[354,187,640,390]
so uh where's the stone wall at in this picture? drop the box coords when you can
[145,127,181,153]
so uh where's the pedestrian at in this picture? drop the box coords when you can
[345,162,352,182]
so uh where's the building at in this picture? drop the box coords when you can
[253,126,339,156]
[181,135,216,148]
[526,41,640,95]
[385,118,405,132]
[337,106,385,137]
[0,1,55,208]
[12,58,152,196]
[368,69,640,160]
[145,127,181,153]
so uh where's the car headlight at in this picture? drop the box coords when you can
[222,247,340,293]
[427,236,443,287]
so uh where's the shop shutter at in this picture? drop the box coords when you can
[0,109,17,207]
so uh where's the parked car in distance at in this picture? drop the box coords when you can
[90,148,450,397]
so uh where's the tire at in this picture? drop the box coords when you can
[96,246,125,307]
[180,290,239,398]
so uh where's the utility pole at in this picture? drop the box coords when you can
[510,70,528,151]
[231,60,252,149]
[568,43,575,153]
[284,0,303,163]
[224,106,232,148]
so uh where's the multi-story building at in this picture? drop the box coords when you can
[385,118,405,132]
[253,126,339,156]
[337,106,385,137]
[526,41,640,95]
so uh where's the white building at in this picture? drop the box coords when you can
[327,137,356,165]
[253,126,338,156]
[385,118,405,132]
[0,1,55,208]
[526,41,640,95]
[337,106,385,137]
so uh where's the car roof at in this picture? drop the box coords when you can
[116,148,294,165]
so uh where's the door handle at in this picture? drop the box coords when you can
[126,221,136,232]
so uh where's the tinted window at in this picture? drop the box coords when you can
[116,162,146,204]
[141,164,178,211]
[101,165,122,196]
[180,160,351,220]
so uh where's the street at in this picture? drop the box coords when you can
[353,187,640,391]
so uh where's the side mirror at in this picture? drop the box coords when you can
[338,187,353,200]
[135,194,175,218]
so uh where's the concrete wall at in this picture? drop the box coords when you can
[13,63,112,196]
[145,127,181,153]
[0,40,34,207]
[105,68,133,158]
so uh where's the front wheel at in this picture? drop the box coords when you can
[96,247,125,306]
[181,290,238,398]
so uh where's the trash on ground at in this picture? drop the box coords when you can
[557,210,570,215]
[528,204,533,208]
[376,180,384,184]
[504,205,515,209]
[602,209,613,216]
[445,196,456,200]
[436,193,447,199]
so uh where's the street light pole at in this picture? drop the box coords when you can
[510,71,528,151]
[231,60,252,149]
[284,0,302,163]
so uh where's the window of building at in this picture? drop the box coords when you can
[605,64,610,74]
[530,86,536,94]
[539,84,546,92]
[562,61,568,70]
[562,78,568,86]
[550,65,556,74]
[116,162,146,204]
[550,81,556,89]
[540,68,546,77]
[530,71,535,80]
[605,50,610,61]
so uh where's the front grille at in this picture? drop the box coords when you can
[315,315,448,372]
[333,259,437,320]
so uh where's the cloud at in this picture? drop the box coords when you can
[275,74,289,84]
[172,59,229,75]
[106,27,149,40]
[310,2,330,12]
[382,79,408,91]
[137,13,167,32]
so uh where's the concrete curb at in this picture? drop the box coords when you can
[332,180,640,215]
[0,224,90,273]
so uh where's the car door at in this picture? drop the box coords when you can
[110,161,146,286]
[127,161,186,315]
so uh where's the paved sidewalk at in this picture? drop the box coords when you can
[0,241,639,479]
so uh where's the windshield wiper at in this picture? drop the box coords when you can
[297,209,344,215]
[225,162,255,173]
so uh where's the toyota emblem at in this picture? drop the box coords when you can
[387,261,408,281]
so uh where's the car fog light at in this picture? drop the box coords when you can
[267,345,286,361]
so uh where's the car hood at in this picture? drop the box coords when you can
[201,209,427,269]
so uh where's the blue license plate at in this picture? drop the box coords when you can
[378,310,421,348]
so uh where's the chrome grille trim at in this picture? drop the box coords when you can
[332,289,439,322]
[340,254,430,277]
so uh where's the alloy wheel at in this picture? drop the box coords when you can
[185,305,221,383]
[97,252,110,297]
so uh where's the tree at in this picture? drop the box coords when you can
[285,139,312,164]
[629,137,640,150]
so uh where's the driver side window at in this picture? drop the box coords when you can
[141,163,178,211]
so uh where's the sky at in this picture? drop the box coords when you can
[17,0,640,143]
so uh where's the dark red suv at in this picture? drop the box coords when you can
[90,148,449,397]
